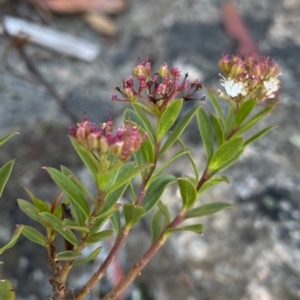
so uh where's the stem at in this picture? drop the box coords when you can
[74,226,130,300]
[47,235,68,300]
[101,211,186,300]
[196,166,210,191]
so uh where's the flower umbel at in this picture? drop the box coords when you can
[111,58,203,112]
[70,115,147,169]
[218,54,281,102]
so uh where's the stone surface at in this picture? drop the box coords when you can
[0,0,299,299]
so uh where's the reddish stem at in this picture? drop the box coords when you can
[101,211,186,300]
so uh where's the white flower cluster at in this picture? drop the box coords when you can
[219,75,247,98]
[263,78,280,98]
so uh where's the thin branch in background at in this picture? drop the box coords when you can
[17,44,78,123]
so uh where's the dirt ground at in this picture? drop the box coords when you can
[0,0,300,299]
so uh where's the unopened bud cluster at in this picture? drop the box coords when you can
[111,58,203,110]
[218,54,281,101]
[70,116,146,164]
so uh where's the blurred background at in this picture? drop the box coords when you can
[0,0,299,299]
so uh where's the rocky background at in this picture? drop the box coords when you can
[0,0,300,299]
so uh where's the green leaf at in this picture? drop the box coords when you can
[159,105,200,157]
[0,279,16,300]
[17,199,44,224]
[224,106,236,138]
[157,98,183,140]
[86,230,113,244]
[88,204,121,237]
[185,202,235,219]
[151,208,169,242]
[177,178,197,209]
[197,107,214,161]
[44,167,90,226]
[234,98,257,127]
[105,163,151,196]
[232,105,274,137]
[123,204,145,227]
[207,90,225,125]
[61,166,95,202]
[70,137,99,183]
[74,246,102,265]
[32,198,50,213]
[110,210,121,237]
[244,126,275,146]
[165,224,204,235]
[0,160,15,197]
[23,187,36,201]
[139,129,154,163]
[208,137,244,172]
[155,148,190,177]
[142,175,176,213]
[178,138,199,181]
[22,225,45,247]
[0,132,19,147]
[198,176,229,196]
[55,250,82,261]
[131,103,156,141]
[39,212,78,246]
[157,201,171,222]
[62,218,89,233]
[0,225,23,255]
[210,113,224,146]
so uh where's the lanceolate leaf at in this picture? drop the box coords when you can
[70,137,99,183]
[155,148,190,177]
[151,208,169,242]
[139,129,154,163]
[224,105,236,138]
[207,89,225,125]
[32,198,50,213]
[232,105,274,137]
[89,204,121,237]
[123,204,145,227]
[157,99,183,140]
[86,230,113,244]
[105,163,151,196]
[234,98,257,127]
[210,113,224,146]
[0,225,23,255]
[142,175,176,213]
[0,132,19,147]
[39,212,78,247]
[244,126,275,146]
[198,176,229,196]
[208,137,244,172]
[55,251,82,261]
[212,148,244,173]
[22,225,45,247]
[61,166,95,202]
[159,105,200,157]
[197,107,214,161]
[178,138,199,181]
[74,246,102,265]
[62,218,89,233]
[110,210,121,237]
[17,199,44,224]
[165,224,204,235]
[0,159,15,197]
[177,178,197,209]
[185,202,235,219]
[44,167,90,226]
[131,103,156,141]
